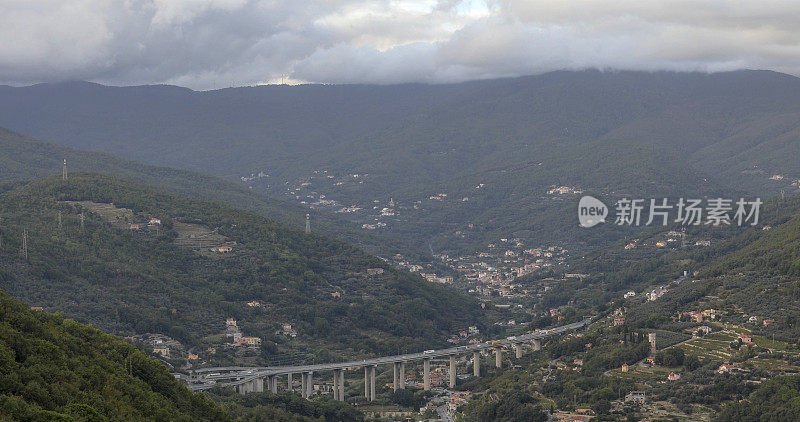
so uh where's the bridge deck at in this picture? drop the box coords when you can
[186,319,590,389]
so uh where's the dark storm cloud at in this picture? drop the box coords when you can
[1,0,799,89]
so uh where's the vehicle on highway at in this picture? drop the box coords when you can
[423,349,435,354]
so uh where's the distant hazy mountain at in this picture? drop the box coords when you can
[2,70,798,254]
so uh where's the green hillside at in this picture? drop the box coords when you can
[0,126,424,261]
[0,174,484,363]
[0,289,228,421]
[454,194,800,420]
[372,138,730,254]
[4,71,796,256]
[555,192,800,338]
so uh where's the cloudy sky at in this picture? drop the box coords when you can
[2,0,799,89]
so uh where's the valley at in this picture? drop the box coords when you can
[2,71,800,421]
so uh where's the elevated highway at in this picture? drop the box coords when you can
[182,318,591,400]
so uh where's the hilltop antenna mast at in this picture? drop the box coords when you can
[305,214,311,234]
[62,159,68,181]
[22,229,28,260]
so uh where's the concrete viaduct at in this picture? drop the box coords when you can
[183,319,590,400]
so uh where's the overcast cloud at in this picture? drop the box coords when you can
[1,0,799,89]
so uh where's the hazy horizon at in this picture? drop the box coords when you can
[4,1,800,90]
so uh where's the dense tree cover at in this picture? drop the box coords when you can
[655,347,685,367]
[388,388,431,409]
[646,363,757,415]
[465,391,548,422]
[0,289,228,421]
[209,390,363,422]
[541,372,635,415]
[715,375,800,421]
[0,174,484,357]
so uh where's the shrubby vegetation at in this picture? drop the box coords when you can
[209,390,363,421]
[715,375,800,421]
[0,290,228,421]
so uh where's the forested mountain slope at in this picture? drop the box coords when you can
[0,174,483,361]
[0,126,423,259]
[4,71,798,255]
[0,289,228,421]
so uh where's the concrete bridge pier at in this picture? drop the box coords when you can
[393,362,400,391]
[370,366,376,401]
[473,351,481,377]
[423,358,431,391]
[338,369,345,400]
[287,373,292,392]
[333,370,341,400]
[237,378,261,394]
[268,375,277,393]
[494,347,502,368]
[364,366,370,399]
[532,339,541,351]
[449,354,456,388]
[301,372,313,398]
[514,343,522,359]
[399,361,406,389]
[364,365,376,401]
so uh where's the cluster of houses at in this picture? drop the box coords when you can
[447,391,472,413]
[613,307,627,326]
[646,286,669,301]
[129,218,162,231]
[446,326,480,344]
[413,243,568,299]
[547,185,583,195]
[676,308,720,323]
[555,358,584,372]
[278,322,297,337]
[746,315,776,326]
[225,318,261,346]
[123,333,182,360]
[624,233,711,250]
[421,273,454,284]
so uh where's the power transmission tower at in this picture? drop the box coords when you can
[62,158,68,181]
[22,229,28,260]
